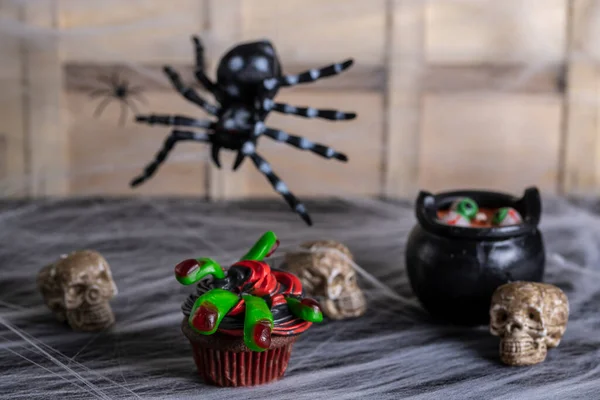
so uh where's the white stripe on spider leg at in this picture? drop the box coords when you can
[309,69,320,80]
[283,104,297,113]
[242,142,255,155]
[259,161,272,174]
[193,120,212,128]
[263,78,278,90]
[335,111,345,120]
[253,122,266,136]
[334,63,343,73]
[224,119,236,129]
[306,108,318,118]
[326,148,335,157]
[299,138,313,149]
[295,203,306,213]
[277,131,289,141]
[275,181,289,194]
[194,132,209,140]
[285,75,299,85]
[263,99,274,110]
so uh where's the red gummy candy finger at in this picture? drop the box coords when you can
[266,239,280,257]
[253,320,272,350]
[301,298,321,313]
[175,259,201,278]
[191,302,219,332]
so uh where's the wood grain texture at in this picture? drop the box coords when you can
[418,93,562,193]
[423,64,563,95]
[562,0,600,195]
[0,1,27,196]
[240,0,387,66]
[67,91,208,196]
[382,0,425,199]
[58,0,207,63]
[0,134,6,182]
[23,0,69,196]
[426,0,567,65]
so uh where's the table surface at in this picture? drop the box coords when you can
[1,197,599,400]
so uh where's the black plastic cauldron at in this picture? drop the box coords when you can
[405,187,545,326]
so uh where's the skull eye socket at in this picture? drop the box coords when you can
[68,285,84,295]
[528,308,540,322]
[346,274,356,285]
[495,309,508,323]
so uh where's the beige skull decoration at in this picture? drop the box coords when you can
[285,240,366,320]
[37,250,118,331]
[490,282,569,366]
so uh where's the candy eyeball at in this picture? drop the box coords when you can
[492,207,523,226]
[450,197,479,220]
[441,211,471,227]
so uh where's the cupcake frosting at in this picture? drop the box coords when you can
[182,260,313,336]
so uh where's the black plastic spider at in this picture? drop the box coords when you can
[90,70,147,126]
[132,36,357,225]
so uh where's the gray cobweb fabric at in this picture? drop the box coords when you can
[1,197,599,400]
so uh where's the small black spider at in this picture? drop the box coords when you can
[89,70,147,126]
[132,36,357,225]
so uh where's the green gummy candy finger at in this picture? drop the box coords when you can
[286,297,323,323]
[240,231,279,261]
[174,257,225,285]
[188,289,239,335]
[242,294,274,352]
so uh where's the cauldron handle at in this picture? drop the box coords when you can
[515,186,542,227]
[415,190,440,231]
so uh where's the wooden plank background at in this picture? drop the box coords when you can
[1,0,600,200]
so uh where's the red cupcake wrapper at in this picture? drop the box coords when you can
[189,342,294,387]
[182,320,297,387]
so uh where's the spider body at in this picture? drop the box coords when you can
[89,70,146,126]
[133,36,357,225]
[215,40,281,108]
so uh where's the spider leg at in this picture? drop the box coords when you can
[93,97,114,119]
[130,130,210,187]
[89,89,110,99]
[247,150,312,226]
[263,100,356,121]
[124,98,140,115]
[136,114,214,129]
[256,125,348,162]
[97,75,115,87]
[118,101,128,126]
[191,36,218,94]
[263,59,354,90]
[232,150,246,171]
[163,66,219,115]
[211,145,222,169]
[128,89,148,105]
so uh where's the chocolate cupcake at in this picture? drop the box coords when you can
[175,231,323,387]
